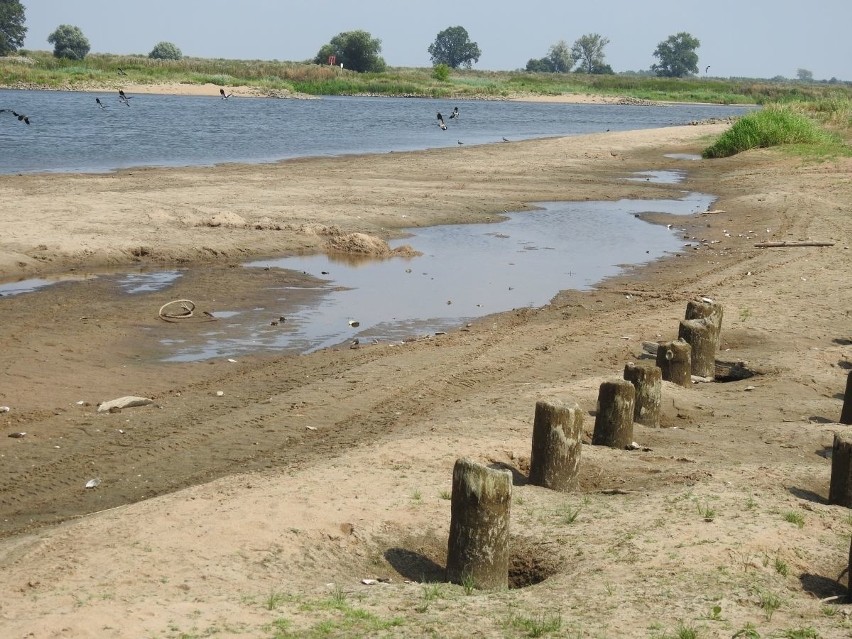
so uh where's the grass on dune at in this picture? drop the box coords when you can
[703,103,851,158]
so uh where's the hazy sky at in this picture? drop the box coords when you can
[18,1,852,80]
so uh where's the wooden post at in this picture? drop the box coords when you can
[655,338,692,387]
[623,363,661,428]
[829,432,852,508]
[529,400,583,491]
[592,380,635,449]
[678,318,717,378]
[841,371,852,425]
[446,458,511,589]
[686,299,723,337]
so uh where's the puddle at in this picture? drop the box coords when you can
[626,170,686,184]
[664,153,703,161]
[117,270,183,294]
[157,193,715,362]
[0,275,92,297]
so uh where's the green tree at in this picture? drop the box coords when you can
[547,40,574,73]
[796,68,814,82]
[313,30,385,73]
[428,26,481,69]
[149,41,182,60]
[47,24,90,60]
[571,33,610,74]
[525,57,555,73]
[651,32,700,78]
[0,0,27,56]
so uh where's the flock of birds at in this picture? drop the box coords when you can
[4,78,497,146]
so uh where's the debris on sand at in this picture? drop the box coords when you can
[97,396,154,413]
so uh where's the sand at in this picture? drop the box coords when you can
[1,111,851,638]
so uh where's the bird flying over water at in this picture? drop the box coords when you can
[220,88,233,99]
[96,97,106,109]
[1,109,30,124]
[118,89,132,106]
[436,112,447,130]
[705,65,711,74]
[448,106,459,120]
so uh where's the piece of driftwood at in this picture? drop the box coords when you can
[754,241,835,248]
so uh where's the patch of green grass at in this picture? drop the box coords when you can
[698,503,716,521]
[556,503,581,525]
[784,511,806,528]
[773,554,790,577]
[651,622,700,639]
[732,623,761,638]
[439,489,451,500]
[265,591,289,611]
[703,104,845,158]
[754,586,782,621]
[506,612,563,637]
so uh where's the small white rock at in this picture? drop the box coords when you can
[216,391,224,397]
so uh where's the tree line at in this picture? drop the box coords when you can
[0,1,800,81]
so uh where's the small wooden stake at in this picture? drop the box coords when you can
[829,432,852,508]
[446,458,511,589]
[623,363,661,428]
[655,338,692,387]
[841,370,852,425]
[529,400,583,491]
[592,380,635,449]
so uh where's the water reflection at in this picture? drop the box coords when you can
[161,191,715,361]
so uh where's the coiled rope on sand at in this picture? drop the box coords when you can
[158,299,217,323]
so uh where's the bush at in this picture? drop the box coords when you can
[703,105,836,158]
[432,64,450,81]
[149,41,182,60]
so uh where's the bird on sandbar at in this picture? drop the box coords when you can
[457,140,464,145]
[219,88,233,99]
[436,112,447,130]
[448,106,459,120]
[502,137,509,142]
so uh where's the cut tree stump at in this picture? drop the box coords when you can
[679,318,717,378]
[446,458,511,589]
[592,380,635,449]
[841,370,852,425]
[829,432,852,508]
[656,338,692,387]
[623,363,661,428]
[529,399,583,491]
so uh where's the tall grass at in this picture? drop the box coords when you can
[703,104,844,158]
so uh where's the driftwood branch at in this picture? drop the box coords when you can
[754,241,835,248]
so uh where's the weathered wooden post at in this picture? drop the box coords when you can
[655,338,692,387]
[529,399,583,491]
[841,370,852,425]
[829,432,852,508]
[446,458,511,589]
[678,318,717,378]
[686,298,724,337]
[592,380,635,449]
[623,363,662,428]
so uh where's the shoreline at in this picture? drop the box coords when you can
[0,123,733,282]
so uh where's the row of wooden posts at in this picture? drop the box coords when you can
[445,299,724,589]
[446,304,852,591]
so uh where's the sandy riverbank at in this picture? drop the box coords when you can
[1,124,850,637]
